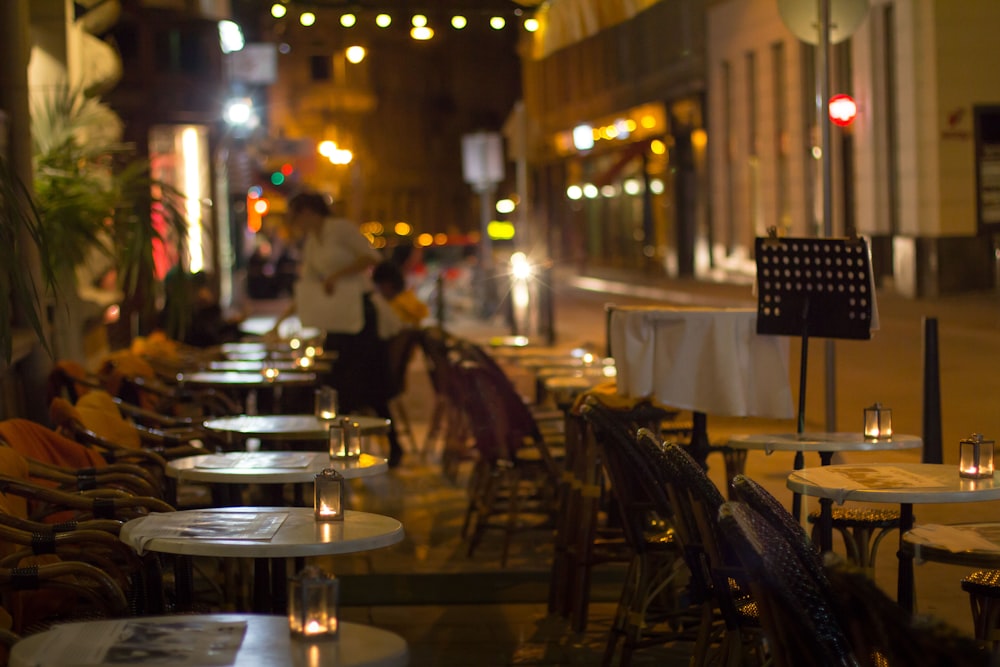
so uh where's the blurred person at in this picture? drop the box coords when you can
[271,191,405,467]
[372,260,429,327]
[160,269,243,347]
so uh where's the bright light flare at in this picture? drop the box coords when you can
[510,252,533,281]
[345,46,366,63]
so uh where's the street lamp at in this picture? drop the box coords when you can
[223,97,255,127]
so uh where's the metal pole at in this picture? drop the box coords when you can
[477,185,497,318]
[818,0,837,431]
[922,317,943,463]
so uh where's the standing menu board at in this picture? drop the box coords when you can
[975,106,1000,231]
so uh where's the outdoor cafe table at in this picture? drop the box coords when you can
[178,370,318,414]
[208,358,332,373]
[203,414,392,449]
[902,522,1000,569]
[166,451,389,506]
[787,463,1000,613]
[607,305,794,467]
[727,431,922,506]
[10,613,408,667]
[120,506,404,614]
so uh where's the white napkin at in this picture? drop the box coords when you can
[907,524,1000,553]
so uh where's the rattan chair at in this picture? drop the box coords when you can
[456,353,563,567]
[580,399,694,667]
[636,429,767,667]
[717,501,858,667]
[806,506,902,573]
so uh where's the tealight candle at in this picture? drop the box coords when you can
[288,566,339,639]
[314,468,345,521]
[329,418,361,460]
[314,386,338,420]
[960,433,995,479]
[863,403,892,439]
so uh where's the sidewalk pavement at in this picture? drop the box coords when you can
[245,270,1000,665]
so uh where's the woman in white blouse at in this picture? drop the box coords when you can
[272,192,404,467]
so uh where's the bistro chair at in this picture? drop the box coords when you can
[579,398,694,667]
[729,474,825,580]
[0,419,159,500]
[417,327,472,477]
[717,501,858,667]
[961,569,1000,654]
[636,429,768,667]
[455,355,563,567]
[806,506,903,574]
[2,560,130,636]
[384,327,424,455]
[0,447,168,622]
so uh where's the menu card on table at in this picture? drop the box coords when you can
[124,511,288,555]
[798,466,947,491]
[31,618,247,666]
[908,524,1000,553]
[194,453,314,469]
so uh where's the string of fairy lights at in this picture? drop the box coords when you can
[267,2,540,39]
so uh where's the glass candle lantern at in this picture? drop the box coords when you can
[329,418,361,459]
[314,386,338,420]
[314,468,345,521]
[863,403,892,439]
[959,433,995,479]
[288,566,339,639]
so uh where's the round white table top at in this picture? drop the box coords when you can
[203,414,392,439]
[209,359,332,373]
[167,451,388,483]
[728,431,922,454]
[221,334,324,353]
[120,507,404,558]
[787,463,1000,505]
[179,371,318,387]
[902,522,1000,568]
[10,614,408,667]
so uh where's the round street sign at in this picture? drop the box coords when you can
[777,0,870,45]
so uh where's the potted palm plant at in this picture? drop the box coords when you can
[29,86,190,361]
[0,149,53,364]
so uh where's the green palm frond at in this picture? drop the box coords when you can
[0,153,55,362]
[31,84,192,336]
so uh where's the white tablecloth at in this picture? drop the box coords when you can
[608,306,794,419]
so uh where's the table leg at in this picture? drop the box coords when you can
[253,558,270,613]
[271,557,288,614]
[689,412,710,470]
[174,555,194,612]
[896,503,916,614]
[818,498,833,552]
[791,451,805,520]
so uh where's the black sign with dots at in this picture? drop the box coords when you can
[755,236,873,341]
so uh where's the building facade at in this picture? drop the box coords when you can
[523,0,1000,297]
[520,0,708,279]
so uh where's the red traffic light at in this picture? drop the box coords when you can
[828,94,858,127]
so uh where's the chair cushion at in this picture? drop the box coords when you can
[0,420,106,472]
[74,391,142,450]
